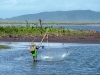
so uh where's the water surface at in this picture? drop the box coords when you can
[0,42,100,75]
[0,24,100,31]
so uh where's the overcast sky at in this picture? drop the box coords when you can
[0,0,100,19]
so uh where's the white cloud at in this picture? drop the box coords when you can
[0,0,17,10]
[0,0,17,5]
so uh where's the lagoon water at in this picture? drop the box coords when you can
[0,42,100,75]
[42,24,100,31]
[0,24,100,31]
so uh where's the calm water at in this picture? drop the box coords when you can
[0,42,100,75]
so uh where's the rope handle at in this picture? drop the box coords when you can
[38,28,49,47]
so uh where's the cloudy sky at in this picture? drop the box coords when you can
[0,0,100,19]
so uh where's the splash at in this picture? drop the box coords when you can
[62,53,68,58]
[41,56,53,61]
[40,48,71,61]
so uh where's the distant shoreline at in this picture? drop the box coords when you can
[0,22,100,25]
[0,23,100,44]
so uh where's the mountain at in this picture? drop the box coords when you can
[0,18,2,20]
[2,10,100,22]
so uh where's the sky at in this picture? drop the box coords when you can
[0,0,100,19]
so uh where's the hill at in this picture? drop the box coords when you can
[2,10,100,22]
[0,18,2,20]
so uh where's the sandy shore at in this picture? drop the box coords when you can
[0,34,100,43]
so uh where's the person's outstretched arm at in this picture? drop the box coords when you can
[36,46,40,49]
[36,46,44,49]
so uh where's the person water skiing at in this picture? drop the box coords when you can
[30,43,40,62]
[30,28,49,62]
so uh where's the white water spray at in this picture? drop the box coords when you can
[40,48,71,61]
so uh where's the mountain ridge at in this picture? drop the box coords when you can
[1,10,100,22]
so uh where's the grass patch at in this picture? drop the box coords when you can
[0,45,11,49]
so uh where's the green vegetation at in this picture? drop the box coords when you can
[0,45,10,49]
[0,24,89,36]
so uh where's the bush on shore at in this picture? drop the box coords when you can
[0,25,90,37]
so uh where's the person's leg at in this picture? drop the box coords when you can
[33,56,37,62]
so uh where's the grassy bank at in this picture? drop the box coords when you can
[0,25,90,37]
[0,45,10,49]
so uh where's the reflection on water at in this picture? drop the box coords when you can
[0,42,100,75]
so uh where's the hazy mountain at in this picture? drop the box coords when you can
[2,10,100,22]
[0,18,2,20]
